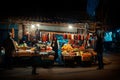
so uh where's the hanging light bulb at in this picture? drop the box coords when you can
[68,25,73,29]
[31,24,35,29]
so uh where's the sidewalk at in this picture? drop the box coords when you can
[0,52,119,80]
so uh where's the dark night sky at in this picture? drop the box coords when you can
[0,0,120,26]
[102,0,120,25]
[0,0,87,16]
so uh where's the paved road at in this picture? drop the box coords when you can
[0,52,120,80]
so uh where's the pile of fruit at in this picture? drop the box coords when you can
[61,43,96,61]
[61,43,73,51]
[81,52,92,61]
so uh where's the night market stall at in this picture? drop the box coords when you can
[0,17,104,67]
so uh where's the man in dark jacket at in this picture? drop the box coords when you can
[95,33,104,70]
[3,32,16,69]
[51,38,58,61]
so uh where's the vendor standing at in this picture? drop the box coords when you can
[51,37,58,62]
[95,30,104,70]
[3,32,16,69]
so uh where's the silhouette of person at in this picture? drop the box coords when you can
[3,32,16,69]
[51,38,58,61]
[95,32,104,70]
[32,44,40,75]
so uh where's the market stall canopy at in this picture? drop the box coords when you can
[11,15,87,23]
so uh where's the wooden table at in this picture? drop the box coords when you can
[12,50,55,67]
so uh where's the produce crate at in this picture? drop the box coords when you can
[62,55,75,60]
[41,55,54,60]
[62,55,75,66]
[74,56,81,65]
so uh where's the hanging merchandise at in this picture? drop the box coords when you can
[74,34,77,40]
[74,34,78,40]
[35,29,40,40]
[65,33,67,39]
[46,33,49,42]
[63,33,67,39]
[52,33,56,40]
[71,39,75,45]
[86,33,90,40]
[67,33,69,39]
[48,32,51,42]
[50,33,53,41]
[78,34,81,40]
[81,34,84,40]
[67,33,71,40]
[68,33,71,40]
[11,28,15,38]
[27,32,30,41]
[39,31,42,41]
[42,33,47,42]
[40,31,42,38]
[71,34,74,40]
[63,33,65,39]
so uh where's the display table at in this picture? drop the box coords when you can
[62,50,97,66]
[39,51,55,61]
[13,50,55,57]
[13,50,36,57]
[12,50,55,67]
